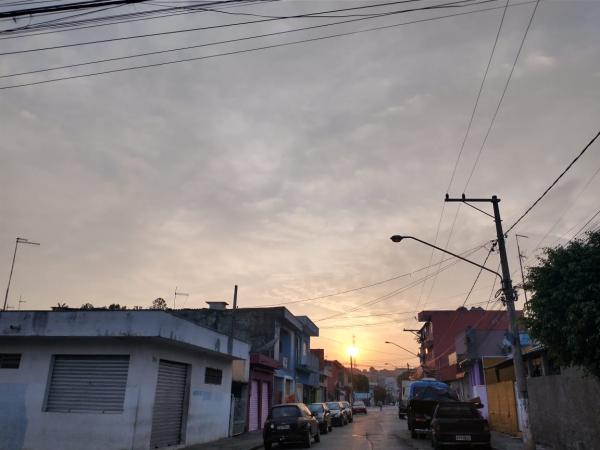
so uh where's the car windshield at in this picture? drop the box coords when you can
[327,402,340,410]
[411,384,459,402]
[436,404,481,419]
[309,404,323,413]
[354,401,364,406]
[272,406,301,419]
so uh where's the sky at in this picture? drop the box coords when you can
[1,0,599,367]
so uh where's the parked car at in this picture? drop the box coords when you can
[308,403,333,434]
[352,400,367,414]
[340,401,353,423]
[326,401,347,426]
[407,380,459,439]
[398,380,413,419]
[430,402,491,449]
[263,403,320,449]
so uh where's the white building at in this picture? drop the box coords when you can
[0,310,250,450]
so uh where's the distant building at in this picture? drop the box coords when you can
[0,310,249,450]
[417,307,520,382]
[324,359,348,401]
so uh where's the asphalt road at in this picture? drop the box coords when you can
[275,406,433,450]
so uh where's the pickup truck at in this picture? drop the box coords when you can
[406,380,459,439]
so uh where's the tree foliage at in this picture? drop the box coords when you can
[525,231,600,377]
[80,302,94,310]
[151,298,168,310]
[352,373,370,393]
[373,386,387,403]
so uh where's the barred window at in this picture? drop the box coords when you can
[0,354,21,369]
[205,367,222,385]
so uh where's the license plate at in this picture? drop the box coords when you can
[277,425,290,430]
[456,435,471,441]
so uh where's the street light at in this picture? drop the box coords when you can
[3,237,40,311]
[390,235,502,282]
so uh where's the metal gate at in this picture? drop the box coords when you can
[248,380,259,431]
[150,360,190,449]
[260,382,269,429]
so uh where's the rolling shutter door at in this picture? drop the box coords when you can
[260,382,269,429]
[150,360,189,449]
[248,380,259,431]
[45,355,129,413]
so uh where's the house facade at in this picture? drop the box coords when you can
[0,310,249,450]
[173,305,319,432]
[417,307,518,382]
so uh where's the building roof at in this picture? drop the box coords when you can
[0,310,249,360]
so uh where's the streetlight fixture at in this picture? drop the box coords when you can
[3,237,40,311]
[390,235,502,282]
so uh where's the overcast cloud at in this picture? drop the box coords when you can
[1,0,599,364]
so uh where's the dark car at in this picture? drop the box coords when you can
[340,401,353,423]
[309,403,333,434]
[352,400,367,415]
[263,403,320,449]
[326,401,347,426]
[407,380,459,439]
[430,402,491,449]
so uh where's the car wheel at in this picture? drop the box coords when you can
[264,441,272,450]
[304,429,312,448]
[314,429,321,443]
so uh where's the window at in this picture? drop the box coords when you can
[45,355,129,413]
[205,367,222,385]
[0,353,21,368]
[272,405,300,419]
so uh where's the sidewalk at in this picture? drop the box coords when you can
[492,431,524,450]
[183,431,263,450]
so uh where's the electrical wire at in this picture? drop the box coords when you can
[506,129,600,235]
[0,1,535,90]
[461,0,541,191]
[0,0,487,55]
[411,0,509,315]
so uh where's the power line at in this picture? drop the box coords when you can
[0,0,150,19]
[531,164,600,251]
[0,0,271,38]
[412,0,509,314]
[461,0,541,191]
[506,129,600,235]
[570,207,600,241]
[0,0,486,55]
[0,1,534,90]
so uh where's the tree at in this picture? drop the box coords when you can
[525,231,600,377]
[373,386,387,404]
[151,298,167,310]
[352,373,370,393]
[108,303,126,310]
[80,302,94,310]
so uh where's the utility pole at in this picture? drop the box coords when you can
[3,237,40,311]
[445,194,534,450]
[227,285,238,355]
[515,234,529,305]
[350,335,355,404]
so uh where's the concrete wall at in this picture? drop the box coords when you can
[0,337,234,450]
[528,367,600,450]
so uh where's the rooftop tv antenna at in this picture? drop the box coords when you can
[173,286,189,309]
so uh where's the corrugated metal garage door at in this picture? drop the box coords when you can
[248,380,259,431]
[150,360,190,449]
[45,355,129,413]
[260,382,269,429]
